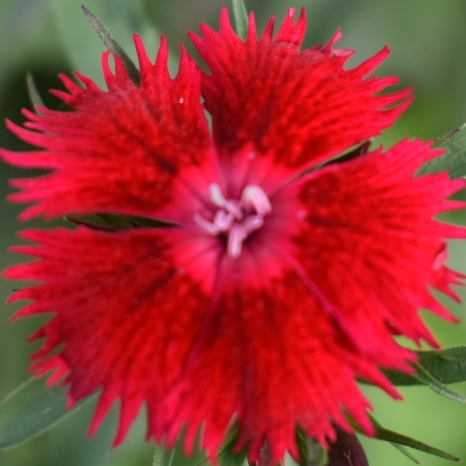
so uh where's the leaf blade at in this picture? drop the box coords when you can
[417,124,466,177]
[0,377,83,448]
[26,72,45,112]
[232,0,248,40]
[383,346,466,386]
[373,425,459,462]
[153,444,175,466]
[81,5,140,85]
[412,361,466,403]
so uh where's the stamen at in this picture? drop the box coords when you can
[213,210,235,231]
[197,183,272,258]
[242,215,264,233]
[241,185,272,215]
[210,184,242,219]
[228,224,247,258]
[193,213,220,235]
[210,184,227,208]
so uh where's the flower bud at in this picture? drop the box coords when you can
[327,427,369,466]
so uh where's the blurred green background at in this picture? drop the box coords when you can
[2,0,466,465]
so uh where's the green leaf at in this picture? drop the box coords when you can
[192,427,246,466]
[383,347,466,386]
[373,424,459,462]
[0,377,82,448]
[215,428,247,466]
[297,429,325,466]
[50,0,159,87]
[352,416,459,462]
[390,444,420,464]
[153,444,175,466]
[26,72,45,112]
[412,361,466,404]
[81,5,140,85]
[417,124,466,178]
[368,416,419,464]
[216,448,247,466]
[232,0,248,40]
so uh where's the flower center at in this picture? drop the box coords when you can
[194,183,272,258]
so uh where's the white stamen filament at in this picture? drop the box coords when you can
[195,184,272,258]
[210,183,227,208]
[213,210,235,231]
[241,185,272,215]
[228,224,247,258]
[193,213,220,235]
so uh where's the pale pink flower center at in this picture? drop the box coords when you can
[194,183,272,258]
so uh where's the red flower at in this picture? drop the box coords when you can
[2,7,465,464]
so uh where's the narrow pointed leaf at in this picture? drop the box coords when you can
[373,425,459,462]
[352,416,456,463]
[297,429,325,466]
[0,377,82,448]
[417,124,466,177]
[390,444,420,464]
[368,416,419,464]
[412,361,466,403]
[153,444,175,466]
[81,5,140,85]
[232,0,248,40]
[51,0,160,86]
[26,72,45,112]
[214,427,247,466]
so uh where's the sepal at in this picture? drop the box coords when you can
[327,427,368,466]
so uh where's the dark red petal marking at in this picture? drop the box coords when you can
[1,36,215,221]
[190,8,411,172]
[155,265,399,466]
[288,139,465,356]
[5,225,403,463]
[5,227,216,445]
[2,8,465,464]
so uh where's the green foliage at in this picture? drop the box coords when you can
[0,377,83,449]
[81,5,140,86]
[232,0,248,40]
[215,431,247,466]
[367,416,458,464]
[417,124,466,178]
[372,421,459,462]
[26,72,45,111]
[49,0,158,86]
[412,362,466,404]
[153,444,175,466]
[383,347,466,386]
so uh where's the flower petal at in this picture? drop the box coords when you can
[283,139,465,358]
[5,227,215,445]
[1,36,215,221]
[155,259,401,465]
[5,225,401,464]
[190,8,411,172]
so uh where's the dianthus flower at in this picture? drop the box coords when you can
[2,7,465,465]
